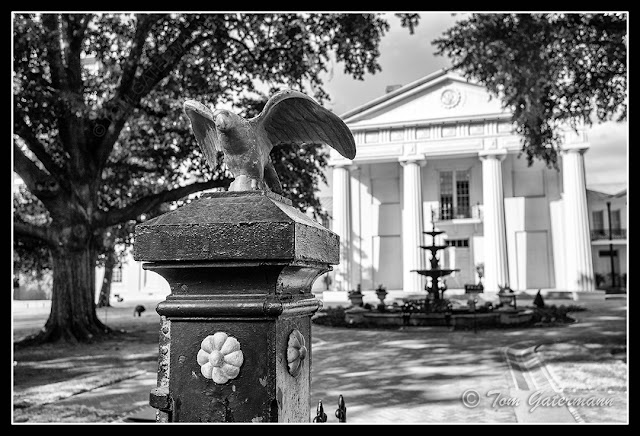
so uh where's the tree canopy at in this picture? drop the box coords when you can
[12,13,419,343]
[433,13,627,167]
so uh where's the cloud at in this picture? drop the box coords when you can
[583,121,628,194]
[324,13,460,116]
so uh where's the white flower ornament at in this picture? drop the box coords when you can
[286,329,307,377]
[196,332,244,384]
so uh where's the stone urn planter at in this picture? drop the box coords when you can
[375,284,388,311]
[348,284,364,307]
[498,285,517,310]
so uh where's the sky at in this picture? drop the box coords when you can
[320,13,628,195]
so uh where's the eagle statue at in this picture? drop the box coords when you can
[183,89,356,194]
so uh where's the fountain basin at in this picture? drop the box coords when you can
[423,230,445,236]
[344,308,534,328]
[419,245,449,251]
[411,269,459,277]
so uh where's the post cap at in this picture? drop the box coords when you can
[134,191,339,264]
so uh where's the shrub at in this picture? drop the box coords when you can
[311,306,349,327]
[531,304,585,324]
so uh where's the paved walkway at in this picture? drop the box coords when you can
[13,296,627,423]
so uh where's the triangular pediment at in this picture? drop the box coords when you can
[342,71,509,128]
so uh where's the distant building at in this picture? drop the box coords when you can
[326,69,600,296]
[94,251,170,301]
[587,189,627,290]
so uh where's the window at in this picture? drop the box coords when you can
[446,239,469,248]
[456,172,470,218]
[440,171,453,219]
[592,210,604,231]
[439,170,471,219]
[611,209,621,230]
[112,265,123,283]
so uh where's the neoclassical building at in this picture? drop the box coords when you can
[327,69,595,296]
[587,188,627,290]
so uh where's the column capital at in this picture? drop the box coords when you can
[398,155,427,166]
[561,143,589,155]
[329,160,356,170]
[478,149,508,161]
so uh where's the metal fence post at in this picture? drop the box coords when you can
[135,191,339,422]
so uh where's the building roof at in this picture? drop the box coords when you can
[587,188,627,201]
[340,68,451,119]
[338,67,510,131]
[613,188,627,198]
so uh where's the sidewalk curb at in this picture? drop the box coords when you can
[503,343,583,423]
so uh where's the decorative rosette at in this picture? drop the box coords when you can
[196,332,244,384]
[286,329,307,377]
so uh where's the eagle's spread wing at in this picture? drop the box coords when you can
[183,100,222,170]
[252,89,356,160]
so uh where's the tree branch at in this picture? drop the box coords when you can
[127,19,205,100]
[13,221,57,247]
[221,33,260,64]
[64,14,92,94]
[41,14,68,91]
[13,142,56,191]
[14,109,64,180]
[115,14,164,99]
[41,14,91,178]
[94,178,231,228]
[94,18,205,170]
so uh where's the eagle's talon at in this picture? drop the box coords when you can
[229,176,267,192]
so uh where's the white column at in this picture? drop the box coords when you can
[332,164,352,292]
[480,150,509,293]
[400,157,426,294]
[349,166,362,288]
[562,147,595,291]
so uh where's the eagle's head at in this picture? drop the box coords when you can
[212,109,242,133]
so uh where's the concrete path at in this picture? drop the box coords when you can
[503,346,580,423]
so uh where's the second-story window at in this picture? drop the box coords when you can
[439,170,470,219]
[611,209,621,231]
[592,210,604,233]
[112,264,123,283]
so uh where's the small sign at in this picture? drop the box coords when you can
[465,284,484,294]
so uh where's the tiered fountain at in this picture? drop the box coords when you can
[343,211,534,329]
[411,220,459,304]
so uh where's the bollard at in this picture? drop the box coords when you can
[134,190,339,422]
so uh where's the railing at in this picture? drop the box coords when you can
[591,229,626,240]
[313,396,347,423]
[433,204,482,221]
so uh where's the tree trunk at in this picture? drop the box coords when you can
[21,242,111,344]
[96,248,116,308]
